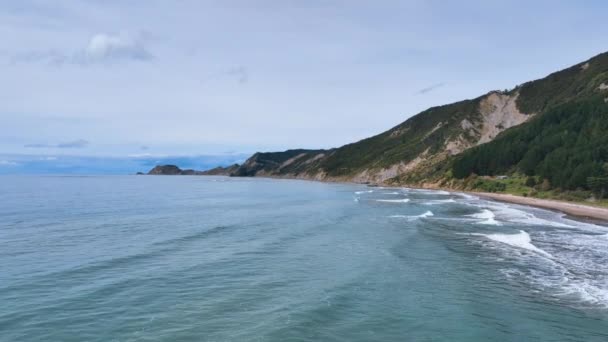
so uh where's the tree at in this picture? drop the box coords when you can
[587,177,608,199]
[525,176,536,187]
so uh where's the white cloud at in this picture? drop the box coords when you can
[10,32,153,66]
[84,32,153,62]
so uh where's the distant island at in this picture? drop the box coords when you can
[146,164,240,176]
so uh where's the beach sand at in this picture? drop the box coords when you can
[475,192,608,222]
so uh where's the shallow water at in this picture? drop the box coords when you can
[2,175,608,341]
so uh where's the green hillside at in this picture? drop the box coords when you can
[232,51,608,201]
[450,53,608,198]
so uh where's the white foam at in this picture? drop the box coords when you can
[354,190,373,195]
[389,210,434,220]
[376,198,410,203]
[418,210,434,218]
[478,230,552,258]
[468,209,501,225]
[456,192,479,200]
[485,204,575,228]
[468,213,608,307]
[381,192,400,195]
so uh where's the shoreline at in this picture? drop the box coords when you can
[465,191,608,223]
[205,174,608,223]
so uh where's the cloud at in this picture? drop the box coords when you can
[10,32,153,66]
[416,82,446,94]
[84,32,153,62]
[25,139,90,149]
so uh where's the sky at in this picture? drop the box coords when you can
[1,0,608,172]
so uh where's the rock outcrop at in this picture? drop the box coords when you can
[147,165,184,175]
[147,164,241,176]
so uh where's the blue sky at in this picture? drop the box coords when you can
[1,1,608,172]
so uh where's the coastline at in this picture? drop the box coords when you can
[470,191,608,223]
[202,174,608,223]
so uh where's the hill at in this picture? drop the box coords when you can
[232,52,608,200]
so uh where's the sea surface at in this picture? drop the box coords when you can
[2,175,608,341]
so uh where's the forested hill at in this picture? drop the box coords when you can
[232,51,608,200]
[444,52,608,198]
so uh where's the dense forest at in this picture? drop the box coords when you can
[452,96,608,194]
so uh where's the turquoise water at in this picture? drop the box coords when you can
[2,175,608,341]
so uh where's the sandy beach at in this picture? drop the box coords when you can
[475,192,608,222]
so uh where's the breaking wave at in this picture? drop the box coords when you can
[389,211,434,220]
[467,209,501,225]
[376,198,410,203]
[474,230,552,258]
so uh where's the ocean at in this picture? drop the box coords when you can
[2,175,608,341]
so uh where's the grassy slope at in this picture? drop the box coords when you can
[318,98,482,176]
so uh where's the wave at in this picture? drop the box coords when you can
[483,204,576,228]
[417,210,434,218]
[389,210,434,220]
[376,198,410,203]
[456,192,479,200]
[467,209,501,225]
[475,230,552,258]
[481,229,608,306]
[354,190,373,195]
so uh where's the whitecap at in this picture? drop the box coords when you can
[468,209,501,225]
[354,190,373,195]
[389,210,434,220]
[418,210,434,218]
[456,192,479,200]
[485,204,575,228]
[376,198,410,203]
[476,230,552,258]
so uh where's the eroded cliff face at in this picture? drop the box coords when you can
[375,92,532,183]
[445,92,532,155]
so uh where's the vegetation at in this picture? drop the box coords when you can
[234,51,608,206]
[318,98,482,176]
[452,96,608,191]
[515,51,608,114]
